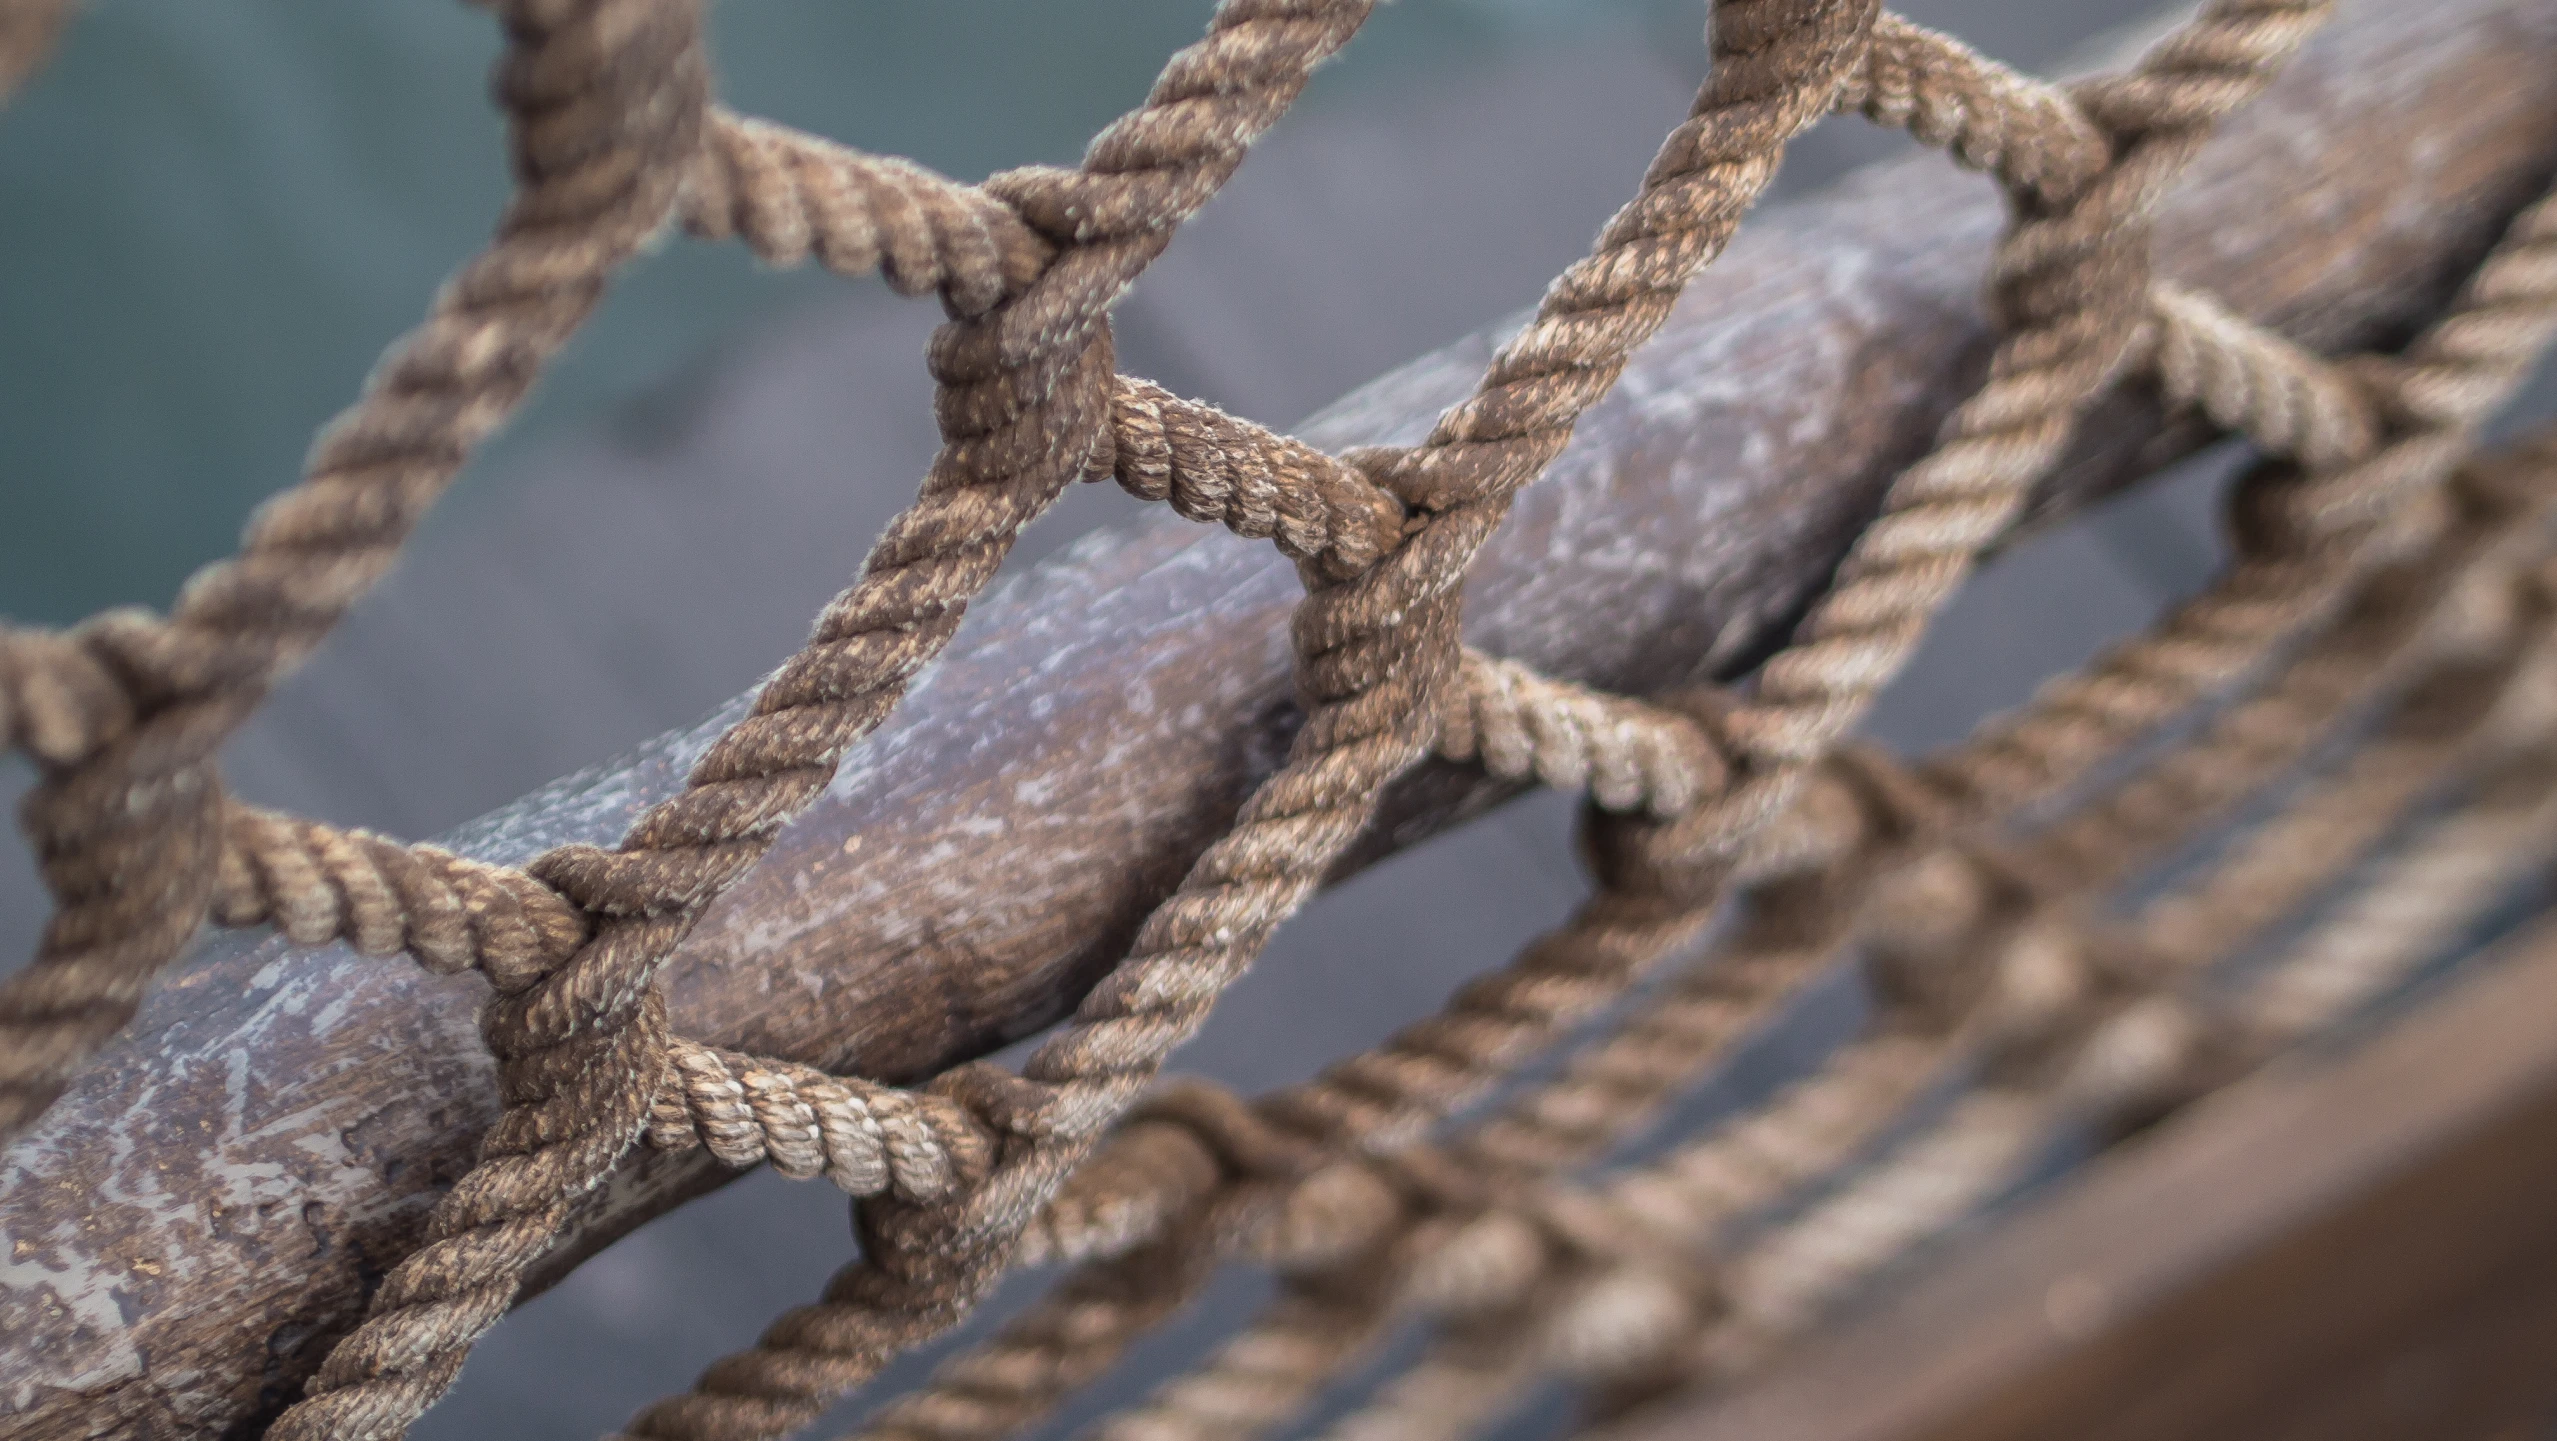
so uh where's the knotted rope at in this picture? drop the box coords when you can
[6,4,2557,1441]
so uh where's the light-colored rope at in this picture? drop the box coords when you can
[647,1041,993,1202]
[8,5,2557,1441]
[631,6,1887,1435]
[683,110,1048,318]
[212,803,586,995]
[0,0,712,1150]
[1436,654,1729,818]
[1290,666,2557,1441]
[1007,497,2557,1441]
[1108,377,1409,584]
[2150,282,2381,471]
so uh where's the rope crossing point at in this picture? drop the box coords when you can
[1,4,2556,1441]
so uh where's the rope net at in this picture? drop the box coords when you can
[4,2,2557,1439]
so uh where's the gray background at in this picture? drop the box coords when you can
[4,3,2539,1438]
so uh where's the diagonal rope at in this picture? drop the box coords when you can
[6,6,2557,1441]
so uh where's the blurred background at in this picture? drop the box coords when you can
[7,2,2525,1438]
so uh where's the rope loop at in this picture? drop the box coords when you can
[14,0,2557,1438]
[648,1040,999,1201]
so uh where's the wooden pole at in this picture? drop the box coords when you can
[5,2,2556,1435]
[1609,915,2557,1441]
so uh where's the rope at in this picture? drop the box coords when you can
[854,383,2557,1441]
[620,9,1886,1440]
[0,0,70,100]
[6,3,2557,1439]
[1107,377,1409,583]
[1016,359,2557,1275]
[213,804,587,994]
[0,0,712,1149]
[684,110,1049,318]
[1436,654,1730,818]
[1264,579,2557,1437]
[648,1040,992,1203]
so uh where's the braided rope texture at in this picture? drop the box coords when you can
[4,3,2557,1441]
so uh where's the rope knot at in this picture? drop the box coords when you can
[529,842,698,916]
[1258,1143,1496,1274]
[1132,1077,1320,1180]
[1105,380,1409,582]
[1026,1078,1330,1266]
[1580,737,1922,905]
[1343,443,1476,518]
[978,164,1107,246]
[1861,847,2047,1030]
[0,622,138,768]
[924,1058,1039,1131]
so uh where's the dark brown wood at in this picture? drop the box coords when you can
[1609,914,2557,1441]
[6,2,2557,1435]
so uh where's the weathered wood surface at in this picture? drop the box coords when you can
[1612,913,2557,1441]
[6,2,2557,1435]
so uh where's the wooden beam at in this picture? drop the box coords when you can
[1610,911,2557,1441]
[6,2,2557,1436]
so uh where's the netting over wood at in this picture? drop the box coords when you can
[3,2,2556,1440]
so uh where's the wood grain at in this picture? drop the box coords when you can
[6,2,2557,1435]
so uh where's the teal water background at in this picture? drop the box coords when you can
[3,10,2276,1440]
[0,0,1709,626]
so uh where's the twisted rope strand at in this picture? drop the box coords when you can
[682,110,1049,318]
[1108,377,1408,583]
[214,803,588,995]
[914,440,2554,1441]
[1009,433,2557,1441]
[1732,0,2332,787]
[11,6,2557,1441]
[616,5,1397,1438]
[0,0,712,1149]
[632,8,1879,1440]
[2150,282,2382,470]
[1435,653,1731,818]
[647,1041,994,1202]
[1924,179,2557,818]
